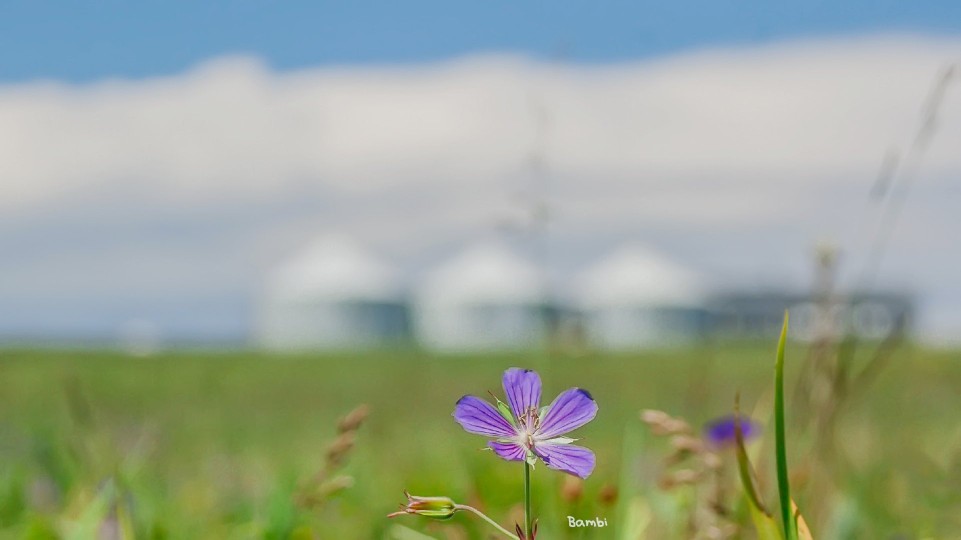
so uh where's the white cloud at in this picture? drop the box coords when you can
[1,34,960,340]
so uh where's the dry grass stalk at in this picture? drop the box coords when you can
[641,409,738,540]
[297,404,370,509]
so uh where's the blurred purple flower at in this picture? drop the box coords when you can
[703,415,760,447]
[453,368,598,479]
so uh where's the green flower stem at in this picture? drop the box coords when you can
[454,504,519,539]
[524,460,532,538]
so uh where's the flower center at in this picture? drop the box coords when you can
[516,406,541,449]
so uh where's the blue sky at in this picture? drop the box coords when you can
[2,1,961,82]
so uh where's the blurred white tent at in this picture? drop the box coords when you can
[258,235,408,350]
[575,245,708,349]
[413,242,547,351]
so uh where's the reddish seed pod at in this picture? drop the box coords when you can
[598,484,618,506]
[561,476,584,503]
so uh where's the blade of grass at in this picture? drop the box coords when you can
[734,393,783,540]
[774,311,797,540]
[615,422,649,540]
[733,394,764,511]
[389,524,440,540]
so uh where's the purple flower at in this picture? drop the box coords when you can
[703,415,760,447]
[453,368,598,479]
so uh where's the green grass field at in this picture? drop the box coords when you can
[0,344,959,539]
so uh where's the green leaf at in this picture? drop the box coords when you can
[774,311,797,540]
[749,499,786,540]
[64,481,114,540]
[494,398,518,428]
[544,437,576,444]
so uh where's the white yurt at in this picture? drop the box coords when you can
[258,235,408,350]
[575,245,707,349]
[413,242,547,351]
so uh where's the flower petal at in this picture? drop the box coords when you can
[488,441,526,462]
[534,442,595,479]
[502,368,542,419]
[536,388,598,439]
[453,395,517,438]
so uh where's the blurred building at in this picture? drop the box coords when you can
[258,235,409,350]
[708,291,914,342]
[412,242,547,351]
[255,237,915,351]
[574,245,710,349]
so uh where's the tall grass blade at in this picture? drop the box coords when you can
[774,312,797,540]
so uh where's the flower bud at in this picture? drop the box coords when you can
[387,491,458,520]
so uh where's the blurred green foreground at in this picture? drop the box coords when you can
[0,345,959,539]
